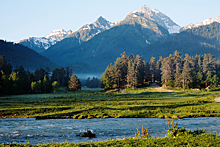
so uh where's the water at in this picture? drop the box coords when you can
[0,117,220,144]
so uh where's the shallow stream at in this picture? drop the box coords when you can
[0,117,220,144]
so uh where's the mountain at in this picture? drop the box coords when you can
[45,29,73,41]
[0,40,57,71]
[14,29,72,53]
[41,16,121,58]
[42,5,178,71]
[181,16,220,31]
[133,5,181,34]
[138,22,220,61]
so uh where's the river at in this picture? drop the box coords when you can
[0,117,220,144]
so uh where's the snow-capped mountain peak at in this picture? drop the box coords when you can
[73,16,121,42]
[133,5,181,34]
[137,4,152,14]
[181,16,220,31]
[14,29,72,53]
[45,29,72,41]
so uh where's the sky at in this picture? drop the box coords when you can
[1,0,220,41]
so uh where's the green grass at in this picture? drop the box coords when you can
[1,87,220,119]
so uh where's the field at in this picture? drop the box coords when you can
[1,86,220,146]
[1,86,220,119]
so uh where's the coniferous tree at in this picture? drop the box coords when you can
[135,54,145,85]
[114,58,121,88]
[155,56,163,82]
[161,57,172,86]
[150,57,156,82]
[180,54,193,91]
[119,52,128,87]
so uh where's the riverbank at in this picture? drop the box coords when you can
[1,133,220,147]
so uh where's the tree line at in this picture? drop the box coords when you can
[0,55,81,95]
[101,51,220,90]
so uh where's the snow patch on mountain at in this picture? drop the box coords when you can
[45,29,72,41]
[14,29,72,52]
[31,37,57,49]
[181,16,220,31]
[134,5,181,34]
[71,16,121,42]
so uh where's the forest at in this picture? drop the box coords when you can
[101,51,220,91]
[0,55,83,95]
[1,49,220,95]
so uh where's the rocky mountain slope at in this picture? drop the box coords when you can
[14,29,72,53]
[138,22,220,61]
[133,5,181,34]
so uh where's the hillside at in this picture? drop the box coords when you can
[138,22,220,61]
[0,40,57,71]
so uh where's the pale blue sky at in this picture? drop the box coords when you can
[1,0,220,41]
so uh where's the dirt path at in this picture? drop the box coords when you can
[150,83,220,102]
[150,83,179,92]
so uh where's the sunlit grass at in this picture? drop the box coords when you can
[1,87,220,119]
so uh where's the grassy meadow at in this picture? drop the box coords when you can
[1,86,220,119]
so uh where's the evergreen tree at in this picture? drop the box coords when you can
[118,51,128,88]
[114,58,121,88]
[135,54,145,85]
[150,57,156,82]
[155,56,163,82]
[180,54,193,91]
[161,57,172,86]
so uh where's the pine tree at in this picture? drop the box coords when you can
[155,56,163,82]
[180,54,193,91]
[119,51,128,88]
[174,62,182,87]
[150,57,156,82]
[161,57,172,86]
[114,58,121,88]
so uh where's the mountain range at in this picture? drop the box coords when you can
[41,5,180,70]
[180,16,220,31]
[7,5,220,73]
[14,29,72,53]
